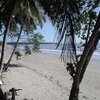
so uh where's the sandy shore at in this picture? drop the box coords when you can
[2,49,100,100]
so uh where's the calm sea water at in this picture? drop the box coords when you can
[7,43,100,60]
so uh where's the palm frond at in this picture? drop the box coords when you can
[0,0,45,33]
[40,0,82,63]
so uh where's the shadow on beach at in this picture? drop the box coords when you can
[4,63,24,68]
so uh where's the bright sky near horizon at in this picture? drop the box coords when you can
[36,17,81,43]
[36,17,56,43]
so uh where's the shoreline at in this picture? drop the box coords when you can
[5,44,100,61]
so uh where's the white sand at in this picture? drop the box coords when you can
[2,50,100,100]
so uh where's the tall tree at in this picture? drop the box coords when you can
[0,0,45,97]
[40,0,100,100]
[69,13,100,100]
[0,0,45,72]
[3,26,23,71]
[0,0,17,72]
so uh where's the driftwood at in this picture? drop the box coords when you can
[0,87,22,100]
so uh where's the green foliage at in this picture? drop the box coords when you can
[76,0,100,46]
[29,32,44,52]
[0,0,45,33]
[24,45,31,55]
[0,0,46,56]
[65,0,100,79]
[79,11,97,40]
[32,33,44,52]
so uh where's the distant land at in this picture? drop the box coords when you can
[0,42,58,45]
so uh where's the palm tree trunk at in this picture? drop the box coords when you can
[3,26,23,71]
[0,20,11,72]
[79,12,97,82]
[0,0,17,72]
[0,0,17,98]
[69,13,100,100]
[69,32,100,100]
[80,31,100,82]
[0,9,12,100]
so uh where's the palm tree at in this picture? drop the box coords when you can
[0,1,45,97]
[2,0,45,71]
[3,26,23,71]
[69,13,100,100]
[0,0,45,72]
[0,0,18,72]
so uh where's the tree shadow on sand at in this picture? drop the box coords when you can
[4,63,24,68]
[3,63,25,72]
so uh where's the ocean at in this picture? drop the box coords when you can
[7,43,100,60]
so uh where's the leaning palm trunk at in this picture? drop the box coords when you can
[80,31,100,83]
[0,20,10,99]
[3,26,23,71]
[0,0,17,72]
[0,0,17,98]
[69,13,100,100]
[0,22,10,71]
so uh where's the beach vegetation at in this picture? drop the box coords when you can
[30,32,44,53]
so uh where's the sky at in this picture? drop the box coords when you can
[36,17,81,43]
[0,17,56,43]
[1,18,80,43]
[35,17,56,43]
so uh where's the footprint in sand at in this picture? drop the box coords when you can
[56,80,62,88]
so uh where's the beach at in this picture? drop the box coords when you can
[2,49,100,100]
